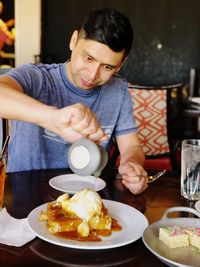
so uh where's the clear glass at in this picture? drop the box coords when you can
[181,139,200,200]
[0,155,6,208]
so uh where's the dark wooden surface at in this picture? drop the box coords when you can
[0,168,194,267]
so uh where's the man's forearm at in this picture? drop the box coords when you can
[119,145,145,166]
[0,82,57,126]
[0,80,106,143]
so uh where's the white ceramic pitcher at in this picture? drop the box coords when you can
[68,138,108,177]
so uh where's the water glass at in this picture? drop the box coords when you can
[0,155,6,208]
[181,139,200,200]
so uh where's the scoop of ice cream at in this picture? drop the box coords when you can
[58,189,102,222]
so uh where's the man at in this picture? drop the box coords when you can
[0,8,148,194]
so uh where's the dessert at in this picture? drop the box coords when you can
[185,228,200,249]
[159,226,189,248]
[159,226,200,250]
[40,189,122,241]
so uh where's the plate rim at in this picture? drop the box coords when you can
[142,230,188,267]
[189,97,200,104]
[195,200,200,213]
[49,173,106,193]
[28,199,149,250]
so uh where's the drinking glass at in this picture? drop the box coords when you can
[0,154,6,208]
[181,139,200,200]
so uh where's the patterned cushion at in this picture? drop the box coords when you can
[128,85,170,156]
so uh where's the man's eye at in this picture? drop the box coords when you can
[85,56,93,61]
[104,65,113,71]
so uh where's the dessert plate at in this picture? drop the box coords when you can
[49,174,106,194]
[142,207,200,267]
[28,199,148,250]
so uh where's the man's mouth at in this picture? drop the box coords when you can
[81,78,95,88]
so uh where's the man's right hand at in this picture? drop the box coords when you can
[45,103,107,143]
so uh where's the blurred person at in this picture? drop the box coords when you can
[0,1,14,28]
[0,1,14,50]
[0,8,148,195]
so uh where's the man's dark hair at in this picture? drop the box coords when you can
[80,8,134,58]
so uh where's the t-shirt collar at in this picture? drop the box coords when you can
[61,62,100,97]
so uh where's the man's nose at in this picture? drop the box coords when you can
[88,64,100,80]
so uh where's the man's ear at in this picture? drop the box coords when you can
[69,30,79,51]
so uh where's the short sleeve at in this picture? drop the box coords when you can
[114,84,137,136]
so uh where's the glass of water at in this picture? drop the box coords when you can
[181,139,200,200]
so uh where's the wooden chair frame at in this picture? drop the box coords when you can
[0,118,8,150]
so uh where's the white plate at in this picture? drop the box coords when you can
[189,97,200,105]
[195,200,200,213]
[28,199,149,250]
[49,174,106,194]
[142,207,200,267]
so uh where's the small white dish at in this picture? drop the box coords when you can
[49,174,106,194]
[195,200,200,213]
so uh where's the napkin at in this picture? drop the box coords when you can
[0,208,36,247]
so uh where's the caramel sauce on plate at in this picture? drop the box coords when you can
[41,202,122,242]
[55,217,122,242]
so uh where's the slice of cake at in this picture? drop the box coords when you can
[159,226,189,248]
[185,228,200,250]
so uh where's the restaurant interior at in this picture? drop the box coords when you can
[0,1,200,266]
[1,0,200,171]
[1,0,200,84]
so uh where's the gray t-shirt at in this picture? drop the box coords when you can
[7,63,137,172]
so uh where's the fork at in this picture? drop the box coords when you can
[116,169,166,183]
[147,169,166,183]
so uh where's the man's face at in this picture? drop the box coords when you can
[67,31,125,90]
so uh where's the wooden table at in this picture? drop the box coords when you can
[0,168,196,267]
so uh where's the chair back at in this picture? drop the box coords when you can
[189,68,199,97]
[0,118,7,150]
[129,85,169,155]
[128,83,184,170]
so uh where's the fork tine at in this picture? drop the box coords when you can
[148,169,166,183]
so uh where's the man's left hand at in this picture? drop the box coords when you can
[118,162,148,194]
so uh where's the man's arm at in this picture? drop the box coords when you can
[116,132,148,194]
[0,75,107,142]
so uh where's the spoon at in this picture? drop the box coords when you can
[116,169,166,183]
